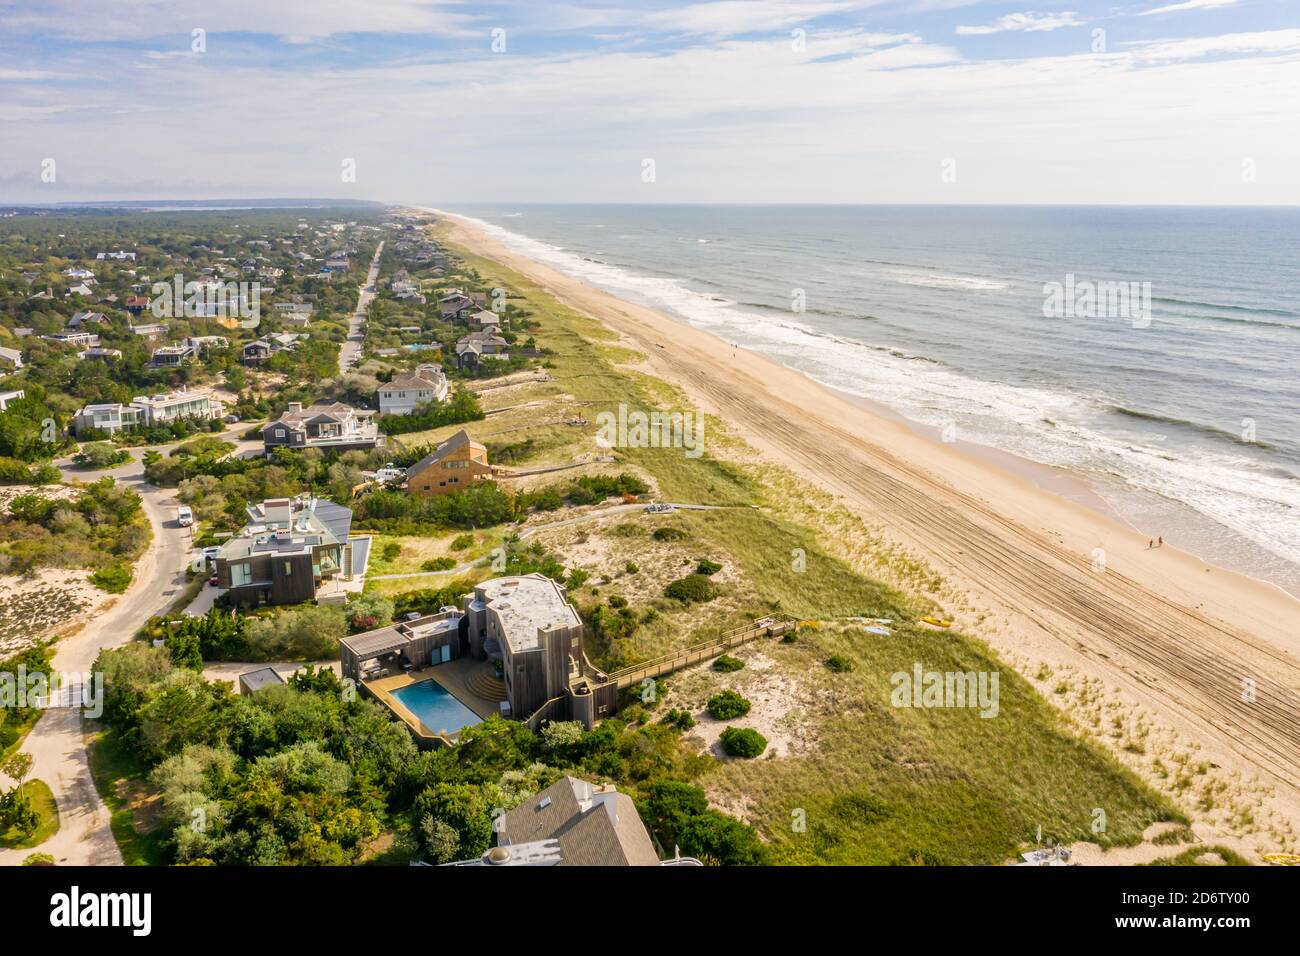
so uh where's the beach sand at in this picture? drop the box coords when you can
[433,208,1300,844]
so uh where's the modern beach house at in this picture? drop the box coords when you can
[341,572,618,735]
[376,363,449,415]
[404,429,492,497]
[262,401,383,455]
[72,388,223,436]
[213,496,371,607]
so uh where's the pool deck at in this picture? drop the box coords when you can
[365,657,504,746]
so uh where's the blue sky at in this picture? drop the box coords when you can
[1,0,1297,203]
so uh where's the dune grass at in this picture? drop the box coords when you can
[429,221,1185,864]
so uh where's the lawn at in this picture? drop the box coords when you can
[0,778,59,849]
[85,726,168,865]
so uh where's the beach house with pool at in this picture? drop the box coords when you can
[341,572,619,744]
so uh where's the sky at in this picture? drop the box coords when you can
[1,0,1297,205]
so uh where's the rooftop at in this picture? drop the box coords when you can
[474,574,580,654]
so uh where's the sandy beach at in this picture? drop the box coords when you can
[434,208,1300,837]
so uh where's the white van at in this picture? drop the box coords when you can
[177,505,194,527]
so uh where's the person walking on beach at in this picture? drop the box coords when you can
[1157,536,1163,548]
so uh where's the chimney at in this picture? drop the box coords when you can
[287,402,302,414]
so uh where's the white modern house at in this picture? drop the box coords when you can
[73,388,223,436]
[0,388,25,411]
[377,364,449,415]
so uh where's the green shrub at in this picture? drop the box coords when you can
[652,526,686,542]
[421,556,457,572]
[381,541,402,562]
[624,561,639,574]
[713,655,744,673]
[825,655,854,673]
[720,726,767,758]
[707,689,751,721]
[695,559,722,575]
[90,563,133,594]
[661,708,696,731]
[449,533,475,551]
[664,574,719,604]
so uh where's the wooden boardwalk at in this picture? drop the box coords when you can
[589,616,796,690]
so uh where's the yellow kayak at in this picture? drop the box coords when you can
[1263,853,1300,866]
[921,616,953,628]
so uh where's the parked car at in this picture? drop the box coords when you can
[177,505,194,527]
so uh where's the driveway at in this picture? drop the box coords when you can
[0,441,198,866]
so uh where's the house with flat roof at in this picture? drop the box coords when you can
[0,389,25,411]
[377,364,449,416]
[339,608,465,682]
[0,346,22,372]
[238,667,286,695]
[463,573,615,725]
[78,347,123,362]
[444,776,699,867]
[149,344,195,368]
[405,429,491,496]
[214,496,371,607]
[262,401,383,454]
[72,388,222,435]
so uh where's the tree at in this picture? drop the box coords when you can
[1,752,33,797]
[413,783,495,861]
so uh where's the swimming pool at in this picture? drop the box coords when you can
[390,679,482,735]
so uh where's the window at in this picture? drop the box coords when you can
[283,562,292,576]
[230,563,252,587]
[274,428,285,439]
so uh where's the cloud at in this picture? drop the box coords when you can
[1125,28,1300,60]
[956,11,1086,35]
[1139,0,1239,16]
[0,0,481,42]
[2,15,1299,204]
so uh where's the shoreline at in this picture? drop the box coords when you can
[424,205,1300,827]
[438,206,1300,601]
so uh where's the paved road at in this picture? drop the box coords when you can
[0,429,250,866]
[338,242,384,374]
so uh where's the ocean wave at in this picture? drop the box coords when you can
[1110,405,1278,449]
[1153,295,1299,318]
[891,271,1010,292]
[445,208,1300,571]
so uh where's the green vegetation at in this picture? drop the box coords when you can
[0,776,59,849]
[712,654,744,673]
[664,573,720,604]
[825,654,855,673]
[1,478,149,578]
[1145,846,1252,866]
[720,727,767,759]
[378,389,483,435]
[73,441,131,469]
[90,562,133,593]
[707,690,751,721]
[0,646,51,760]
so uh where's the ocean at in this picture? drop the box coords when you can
[442,204,1300,597]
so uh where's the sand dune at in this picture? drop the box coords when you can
[435,209,1300,829]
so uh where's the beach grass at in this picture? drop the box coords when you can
[425,219,1186,863]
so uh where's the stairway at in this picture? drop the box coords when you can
[464,664,508,702]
